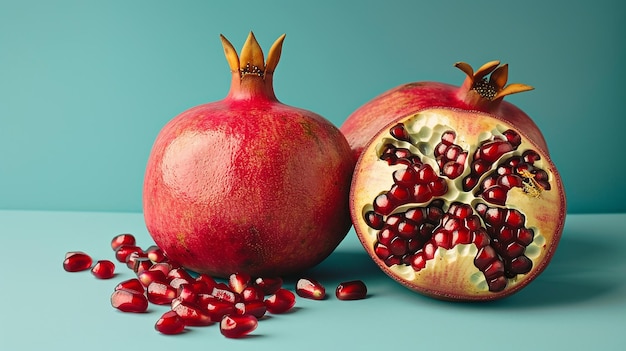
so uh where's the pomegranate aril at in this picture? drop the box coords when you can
[147,281,177,305]
[111,289,148,313]
[220,314,258,339]
[145,245,167,263]
[235,301,267,318]
[115,245,142,263]
[389,123,411,142]
[149,262,173,275]
[63,251,93,272]
[212,285,241,304]
[155,310,186,335]
[296,278,326,300]
[336,280,367,300]
[264,288,296,314]
[115,278,145,294]
[195,274,218,292]
[138,270,167,287]
[254,277,283,295]
[169,277,192,289]
[203,296,237,322]
[241,286,264,302]
[508,255,532,275]
[167,267,194,282]
[111,233,136,251]
[364,211,384,230]
[91,260,115,279]
[177,283,198,304]
[373,193,395,215]
[172,302,212,326]
[228,272,251,294]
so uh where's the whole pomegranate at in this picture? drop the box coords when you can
[143,32,355,278]
[342,61,566,301]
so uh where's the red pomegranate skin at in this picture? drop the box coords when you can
[143,33,354,278]
[341,65,549,160]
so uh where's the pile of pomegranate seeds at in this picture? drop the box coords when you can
[63,233,368,338]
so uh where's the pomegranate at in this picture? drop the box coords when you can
[143,32,354,278]
[344,61,566,301]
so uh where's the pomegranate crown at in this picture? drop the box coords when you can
[220,32,286,80]
[455,60,534,102]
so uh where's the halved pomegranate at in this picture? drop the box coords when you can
[345,61,566,301]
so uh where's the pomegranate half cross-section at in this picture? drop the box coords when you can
[346,61,566,301]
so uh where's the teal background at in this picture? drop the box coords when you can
[1,0,624,214]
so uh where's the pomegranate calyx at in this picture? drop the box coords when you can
[455,61,533,108]
[221,31,286,79]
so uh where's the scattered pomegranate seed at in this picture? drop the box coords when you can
[145,245,167,263]
[336,280,368,300]
[147,281,177,305]
[264,288,296,314]
[115,245,142,263]
[137,270,167,287]
[63,251,93,272]
[296,278,326,300]
[149,262,173,275]
[111,289,148,313]
[167,267,194,282]
[228,272,251,294]
[220,314,258,338]
[155,310,186,335]
[235,301,267,319]
[111,233,136,251]
[241,285,264,302]
[176,283,198,304]
[115,278,145,294]
[91,260,115,279]
[212,284,241,304]
[172,302,212,326]
[254,277,283,295]
[202,296,237,322]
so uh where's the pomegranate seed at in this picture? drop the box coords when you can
[235,301,267,318]
[220,314,258,338]
[111,233,136,251]
[147,281,177,305]
[296,278,326,300]
[254,277,283,295]
[201,296,237,322]
[115,245,142,263]
[169,277,192,289]
[212,285,241,304]
[91,260,115,279]
[149,262,173,275]
[264,288,296,314]
[115,278,145,294]
[111,289,148,313]
[241,286,264,302]
[228,272,251,294]
[336,280,367,300]
[155,310,186,335]
[195,274,218,293]
[63,251,93,272]
[172,302,212,326]
[137,270,167,287]
[177,283,198,304]
[145,245,167,263]
[167,267,194,282]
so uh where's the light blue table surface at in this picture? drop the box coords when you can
[1,210,624,350]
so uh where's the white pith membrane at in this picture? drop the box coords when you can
[352,108,563,298]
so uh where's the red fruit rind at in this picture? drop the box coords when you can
[350,108,565,301]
